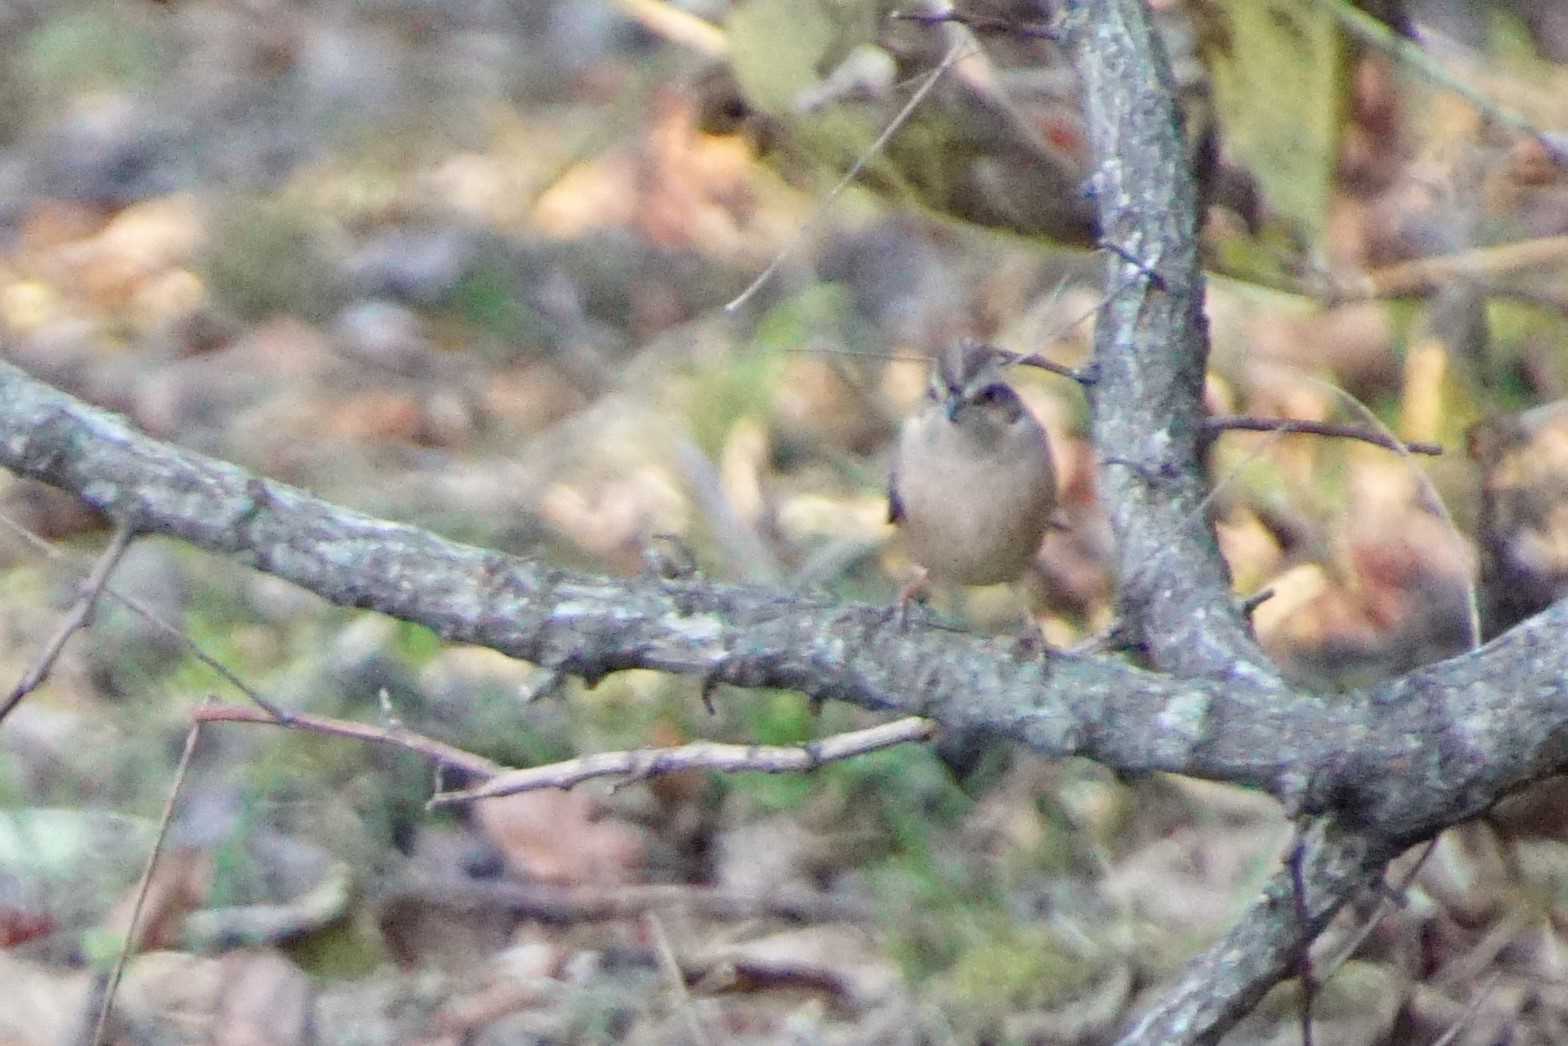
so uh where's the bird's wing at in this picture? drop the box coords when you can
[887,466,904,524]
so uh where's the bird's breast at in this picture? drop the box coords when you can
[894,416,1056,586]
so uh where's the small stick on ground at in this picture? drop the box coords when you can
[645,912,715,1046]
[90,712,204,1046]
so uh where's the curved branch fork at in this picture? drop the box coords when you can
[1038,0,1568,1039]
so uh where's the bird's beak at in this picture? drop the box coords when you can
[944,393,962,422]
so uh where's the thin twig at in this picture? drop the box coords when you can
[1295,374,1481,652]
[613,0,728,57]
[787,264,1128,388]
[1338,236,1568,301]
[1288,830,1317,1046]
[890,7,1058,40]
[430,716,938,806]
[1097,238,1167,290]
[1205,416,1443,456]
[1314,0,1549,145]
[0,523,134,723]
[724,41,968,312]
[786,344,1095,385]
[90,713,204,1046]
[999,260,1155,385]
[0,511,288,720]
[1239,587,1276,619]
[1318,835,1441,981]
[645,912,715,1046]
[1430,972,1500,1046]
[193,704,503,779]
[1167,383,1462,661]
[1136,421,1294,562]
[117,591,288,720]
[1000,350,1096,384]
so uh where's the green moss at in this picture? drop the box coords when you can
[871,852,994,978]
[456,712,576,780]
[744,689,815,745]
[202,198,346,323]
[939,924,1093,1012]
[840,744,972,849]
[720,698,972,834]
[289,910,386,979]
[732,769,817,813]
[442,263,551,347]
[21,5,165,102]
[389,621,442,666]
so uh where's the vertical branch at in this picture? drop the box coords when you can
[1062,0,1277,683]
[1058,5,1386,1043]
[1116,818,1391,1045]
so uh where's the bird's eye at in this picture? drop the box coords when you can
[977,385,1005,403]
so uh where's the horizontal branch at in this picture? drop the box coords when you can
[428,717,938,805]
[1,358,1567,844]
[198,702,937,806]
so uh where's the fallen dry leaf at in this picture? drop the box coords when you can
[475,789,647,886]
[98,846,212,955]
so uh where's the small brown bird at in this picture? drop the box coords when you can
[889,341,1058,595]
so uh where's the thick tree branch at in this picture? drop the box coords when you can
[3,358,1567,843]
[1119,819,1395,1043]
[1060,1,1375,1041]
[0,358,1325,796]
[3,338,1568,1042]
[1066,0,1277,685]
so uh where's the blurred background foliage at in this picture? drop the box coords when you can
[4,0,1568,1042]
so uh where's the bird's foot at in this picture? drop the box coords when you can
[1008,612,1052,661]
[889,569,931,630]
